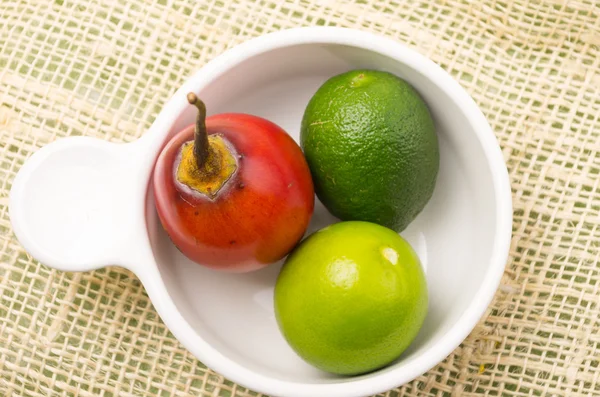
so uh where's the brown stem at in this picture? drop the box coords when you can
[187,92,209,169]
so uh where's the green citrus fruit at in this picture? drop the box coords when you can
[300,69,439,232]
[274,221,428,375]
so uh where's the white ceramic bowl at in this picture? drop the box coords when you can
[9,27,512,397]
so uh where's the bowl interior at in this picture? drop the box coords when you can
[145,43,497,383]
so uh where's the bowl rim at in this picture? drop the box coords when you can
[138,26,513,397]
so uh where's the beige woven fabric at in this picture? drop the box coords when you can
[1,0,599,396]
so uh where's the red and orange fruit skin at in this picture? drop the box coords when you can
[153,113,314,272]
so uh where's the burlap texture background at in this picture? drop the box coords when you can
[1,0,599,396]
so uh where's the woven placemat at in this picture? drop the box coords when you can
[1,0,599,396]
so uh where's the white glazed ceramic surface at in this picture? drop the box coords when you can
[9,27,512,397]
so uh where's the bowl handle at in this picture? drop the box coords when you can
[9,136,151,272]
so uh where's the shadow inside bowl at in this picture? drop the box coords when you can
[145,42,497,383]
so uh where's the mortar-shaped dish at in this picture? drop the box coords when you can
[9,27,512,397]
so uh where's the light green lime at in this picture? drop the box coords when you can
[274,221,428,375]
[300,69,439,232]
